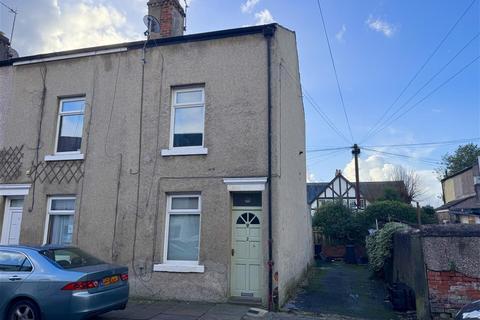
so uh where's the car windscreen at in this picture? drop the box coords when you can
[39,247,104,269]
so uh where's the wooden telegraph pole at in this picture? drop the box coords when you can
[352,144,361,209]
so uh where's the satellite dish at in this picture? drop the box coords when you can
[143,15,161,36]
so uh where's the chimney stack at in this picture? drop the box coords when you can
[147,0,185,39]
[0,32,17,61]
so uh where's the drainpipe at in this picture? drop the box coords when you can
[263,24,276,311]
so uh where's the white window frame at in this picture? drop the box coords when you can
[42,196,76,245]
[46,97,85,161]
[161,87,208,156]
[153,194,204,273]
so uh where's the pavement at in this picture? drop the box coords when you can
[95,260,411,320]
[94,300,359,320]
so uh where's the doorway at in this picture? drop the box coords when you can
[231,206,263,299]
[1,197,24,245]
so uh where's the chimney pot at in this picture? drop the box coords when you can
[147,0,185,39]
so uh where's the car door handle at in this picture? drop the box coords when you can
[9,276,22,281]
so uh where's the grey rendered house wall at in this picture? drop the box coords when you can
[0,65,12,146]
[271,27,313,305]
[0,26,310,304]
[0,66,13,222]
[2,33,269,302]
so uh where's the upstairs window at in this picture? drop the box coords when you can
[171,88,205,148]
[56,98,85,154]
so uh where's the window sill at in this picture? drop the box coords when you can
[161,147,208,157]
[153,264,205,273]
[44,154,84,161]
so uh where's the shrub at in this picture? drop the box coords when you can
[366,222,409,274]
[313,202,367,245]
[361,200,417,228]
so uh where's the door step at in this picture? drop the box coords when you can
[228,296,262,306]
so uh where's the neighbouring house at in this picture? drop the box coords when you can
[0,0,313,307]
[436,157,480,224]
[307,170,408,214]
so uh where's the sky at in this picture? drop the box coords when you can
[1,0,479,207]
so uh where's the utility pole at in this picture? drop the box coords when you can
[416,201,422,230]
[352,144,361,209]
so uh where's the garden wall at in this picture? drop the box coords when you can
[393,225,480,320]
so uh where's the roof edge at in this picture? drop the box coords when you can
[0,23,279,67]
[441,165,475,182]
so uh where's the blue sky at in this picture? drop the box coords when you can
[1,0,479,206]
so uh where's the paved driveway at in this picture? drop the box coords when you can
[284,261,405,320]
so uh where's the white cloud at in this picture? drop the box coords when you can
[335,24,346,43]
[307,172,317,183]
[343,154,442,207]
[254,9,275,25]
[13,0,137,55]
[366,15,396,37]
[241,0,260,13]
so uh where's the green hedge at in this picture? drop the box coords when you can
[366,222,409,274]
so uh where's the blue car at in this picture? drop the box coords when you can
[0,245,129,320]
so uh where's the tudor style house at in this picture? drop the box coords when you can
[436,157,480,224]
[307,170,408,214]
[0,0,312,307]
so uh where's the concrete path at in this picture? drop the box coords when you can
[284,261,404,320]
[94,300,361,320]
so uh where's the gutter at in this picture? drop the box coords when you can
[263,24,276,311]
[12,48,127,66]
[0,24,278,67]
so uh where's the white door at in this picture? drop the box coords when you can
[231,208,262,298]
[1,198,24,245]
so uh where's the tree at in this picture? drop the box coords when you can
[312,202,366,245]
[389,166,425,203]
[437,143,480,179]
[361,200,437,228]
[362,201,418,227]
[379,187,401,202]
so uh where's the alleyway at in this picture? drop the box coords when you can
[284,260,402,320]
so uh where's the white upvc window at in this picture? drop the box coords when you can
[161,88,207,156]
[47,98,85,161]
[154,194,204,273]
[43,196,76,245]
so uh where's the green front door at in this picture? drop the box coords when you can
[231,208,262,298]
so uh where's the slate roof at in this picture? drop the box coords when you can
[359,181,408,203]
[307,183,329,204]
[436,195,480,215]
[306,180,407,205]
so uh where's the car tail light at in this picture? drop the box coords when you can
[62,280,99,291]
[121,273,128,281]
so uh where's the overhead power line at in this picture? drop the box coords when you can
[363,33,480,142]
[365,54,480,142]
[363,148,442,165]
[316,0,355,143]
[308,146,352,153]
[362,0,479,143]
[363,137,480,149]
[280,62,352,144]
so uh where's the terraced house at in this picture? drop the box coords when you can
[0,0,312,308]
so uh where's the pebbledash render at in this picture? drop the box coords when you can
[0,0,312,307]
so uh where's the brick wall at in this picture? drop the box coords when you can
[427,270,480,319]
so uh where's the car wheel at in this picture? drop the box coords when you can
[8,300,40,320]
